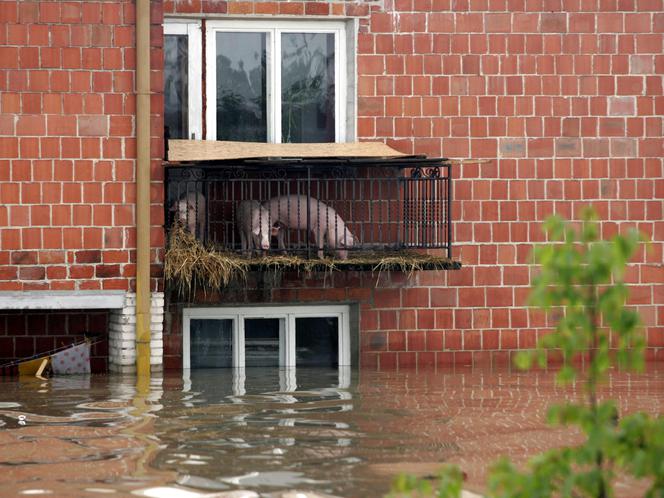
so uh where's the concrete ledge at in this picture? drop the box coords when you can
[0,291,127,310]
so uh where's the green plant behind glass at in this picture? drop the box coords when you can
[388,207,664,498]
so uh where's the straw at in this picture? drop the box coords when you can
[165,223,456,297]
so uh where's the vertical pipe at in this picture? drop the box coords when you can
[135,0,151,377]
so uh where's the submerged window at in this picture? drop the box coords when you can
[244,318,281,367]
[296,317,339,367]
[190,319,233,368]
[184,306,350,369]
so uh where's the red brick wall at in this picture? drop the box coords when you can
[351,2,663,364]
[0,0,165,293]
[2,0,662,367]
[0,310,109,372]
[161,1,663,368]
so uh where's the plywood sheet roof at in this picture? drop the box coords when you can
[167,140,406,162]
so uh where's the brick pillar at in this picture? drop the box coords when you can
[109,292,164,373]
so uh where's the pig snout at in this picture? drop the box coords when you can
[256,230,270,250]
[339,228,355,248]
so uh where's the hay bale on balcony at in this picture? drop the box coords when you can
[164,223,248,297]
[165,222,456,296]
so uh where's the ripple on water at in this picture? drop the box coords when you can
[0,366,662,498]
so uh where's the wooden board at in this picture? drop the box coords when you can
[167,140,406,162]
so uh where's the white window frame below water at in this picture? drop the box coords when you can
[182,305,351,369]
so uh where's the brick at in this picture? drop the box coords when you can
[429,13,454,32]
[444,330,462,350]
[599,118,625,136]
[77,116,108,137]
[82,2,102,23]
[39,2,61,23]
[541,13,567,33]
[0,138,20,159]
[304,2,328,15]
[11,251,37,265]
[607,96,637,117]
[456,13,484,32]
[430,288,457,307]
[407,330,426,351]
[499,138,526,158]
[569,13,595,33]
[597,13,623,32]
[485,13,510,33]
[388,330,405,351]
[528,138,554,157]
[459,288,485,307]
[402,288,429,308]
[583,138,610,157]
[513,13,539,32]
[617,76,643,95]
[630,55,654,74]
[18,266,45,281]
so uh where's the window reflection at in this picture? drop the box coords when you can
[281,33,335,143]
[190,319,232,368]
[164,35,189,139]
[244,318,280,367]
[296,317,339,367]
[216,32,267,142]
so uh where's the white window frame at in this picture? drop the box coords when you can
[164,21,203,140]
[205,19,347,143]
[183,305,351,369]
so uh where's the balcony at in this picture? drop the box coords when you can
[164,150,459,290]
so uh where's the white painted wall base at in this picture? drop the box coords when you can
[0,291,126,310]
[109,292,164,373]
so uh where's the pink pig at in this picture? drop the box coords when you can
[236,200,272,255]
[264,195,355,259]
[173,191,206,237]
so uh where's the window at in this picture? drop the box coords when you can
[183,305,351,369]
[164,22,202,140]
[164,20,350,143]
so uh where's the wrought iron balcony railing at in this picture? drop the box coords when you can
[165,156,454,261]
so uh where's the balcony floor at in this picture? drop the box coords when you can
[244,253,462,273]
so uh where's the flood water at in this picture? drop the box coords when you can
[1,365,663,497]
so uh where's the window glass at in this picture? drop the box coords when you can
[281,33,335,143]
[164,34,189,139]
[216,32,267,142]
[244,318,280,367]
[296,317,339,367]
[190,319,232,368]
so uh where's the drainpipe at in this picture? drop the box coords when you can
[135,0,151,376]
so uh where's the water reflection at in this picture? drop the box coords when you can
[0,366,662,497]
